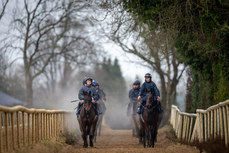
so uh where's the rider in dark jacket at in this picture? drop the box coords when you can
[92,81,106,114]
[137,73,160,114]
[76,77,99,117]
[127,80,141,116]
[93,81,106,101]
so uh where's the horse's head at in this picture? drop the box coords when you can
[82,91,92,112]
[83,91,92,103]
[146,90,154,108]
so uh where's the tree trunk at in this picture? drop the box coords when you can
[158,73,170,125]
[25,71,33,107]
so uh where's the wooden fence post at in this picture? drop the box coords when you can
[219,107,224,139]
[27,113,30,145]
[210,110,214,137]
[222,106,228,145]
[22,112,25,146]
[217,108,220,136]
[188,116,193,142]
[40,113,43,141]
[5,112,9,152]
[11,112,15,150]
[214,109,217,138]
[207,111,210,140]
[16,112,20,148]
[204,113,207,141]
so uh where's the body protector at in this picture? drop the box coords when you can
[78,85,99,101]
[139,81,160,103]
[137,81,160,114]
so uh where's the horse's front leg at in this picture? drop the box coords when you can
[151,128,157,148]
[80,120,88,148]
[90,119,98,147]
[142,128,146,147]
[83,132,88,148]
[145,126,150,147]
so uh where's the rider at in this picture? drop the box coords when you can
[76,77,99,118]
[92,81,106,114]
[92,81,106,101]
[137,73,160,114]
[127,80,141,116]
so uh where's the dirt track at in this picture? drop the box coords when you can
[14,125,201,153]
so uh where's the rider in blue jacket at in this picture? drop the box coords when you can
[76,77,99,118]
[137,73,160,114]
[127,80,141,116]
[92,81,107,114]
[92,81,106,101]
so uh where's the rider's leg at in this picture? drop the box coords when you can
[76,103,83,118]
[138,97,146,114]
[93,102,99,116]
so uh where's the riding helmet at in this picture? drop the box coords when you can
[144,73,152,78]
[133,80,140,85]
[85,77,93,82]
[92,81,99,86]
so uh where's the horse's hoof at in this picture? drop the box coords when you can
[83,145,88,148]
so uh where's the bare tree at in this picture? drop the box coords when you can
[97,3,186,123]
[7,0,95,107]
[0,0,9,21]
[39,2,99,96]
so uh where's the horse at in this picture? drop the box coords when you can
[139,91,163,148]
[94,99,106,142]
[127,100,140,137]
[77,91,98,148]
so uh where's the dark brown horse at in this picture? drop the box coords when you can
[139,91,163,147]
[77,91,98,148]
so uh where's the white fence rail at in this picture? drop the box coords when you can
[170,99,229,145]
